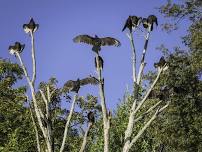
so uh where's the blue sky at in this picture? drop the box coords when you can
[0,0,188,110]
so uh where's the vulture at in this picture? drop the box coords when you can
[95,55,104,70]
[122,16,142,32]
[147,15,158,31]
[142,15,158,31]
[63,76,99,93]
[73,34,121,52]
[154,57,166,68]
[87,111,95,124]
[23,18,39,33]
[142,18,149,29]
[8,42,25,55]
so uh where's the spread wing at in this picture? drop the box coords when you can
[122,21,128,32]
[63,80,75,92]
[73,35,95,45]
[122,17,131,32]
[101,37,121,47]
[80,76,99,86]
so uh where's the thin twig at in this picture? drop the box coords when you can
[134,100,162,123]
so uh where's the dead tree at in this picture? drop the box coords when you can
[122,15,170,152]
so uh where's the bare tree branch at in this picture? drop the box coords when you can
[134,100,162,123]
[123,67,164,152]
[30,32,36,84]
[16,52,52,152]
[137,26,151,85]
[60,94,77,152]
[79,123,92,152]
[128,102,170,149]
[40,87,53,150]
[27,96,41,152]
[127,31,137,83]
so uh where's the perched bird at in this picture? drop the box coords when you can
[142,15,158,31]
[95,55,104,70]
[148,15,158,26]
[23,18,39,34]
[73,34,121,52]
[63,76,99,93]
[147,15,158,31]
[122,16,142,32]
[8,42,25,55]
[154,57,166,68]
[87,111,95,124]
[142,18,149,29]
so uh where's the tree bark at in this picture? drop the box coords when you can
[79,123,92,152]
[96,53,110,152]
[60,94,77,152]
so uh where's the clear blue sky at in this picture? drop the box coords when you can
[0,0,188,110]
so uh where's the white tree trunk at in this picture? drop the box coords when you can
[96,53,110,152]
[79,123,92,152]
[60,94,77,152]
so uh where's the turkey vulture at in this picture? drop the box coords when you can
[73,35,121,52]
[63,76,99,93]
[154,57,166,68]
[8,42,25,55]
[147,15,158,31]
[142,15,158,31]
[122,16,142,32]
[87,111,95,124]
[23,18,39,33]
[142,18,149,29]
[95,55,104,70]
[148,15,158,26]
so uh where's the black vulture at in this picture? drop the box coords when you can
[95,55,104,70]
[63,76,99,93]
[122,16,142,32]
[154,57,166,68]
[8,42,25,55]
[87,111,95,124]
[23,18,39,33]
[73,34,121,52]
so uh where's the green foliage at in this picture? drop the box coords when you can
[0,59,36,151]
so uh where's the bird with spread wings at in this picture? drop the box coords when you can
[63,76,99,93]
[23,18,39,34]
[122,15,142,32]
[8,42,25,55]
[73,34,121,52]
